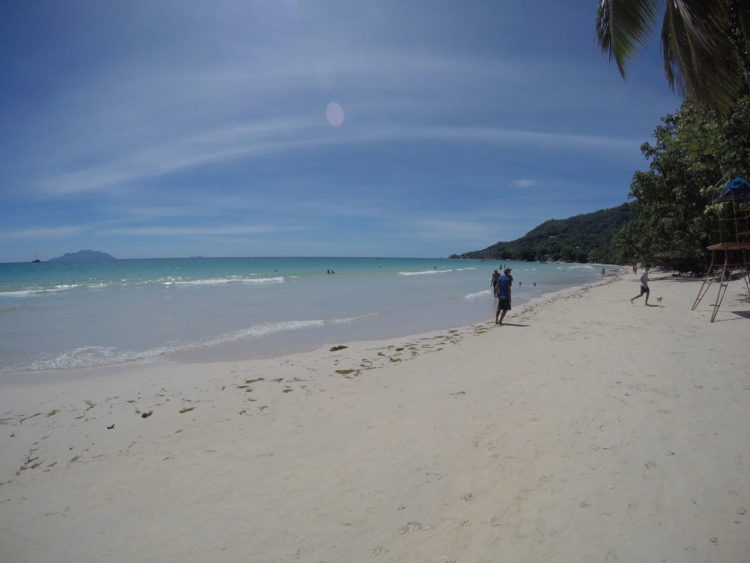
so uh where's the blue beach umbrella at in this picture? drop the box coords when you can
[714,177,750,202]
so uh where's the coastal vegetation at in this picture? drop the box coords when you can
[615,96,750,271]
[453,96,750,271]
[450,204,633,263]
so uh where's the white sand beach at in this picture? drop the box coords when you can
[1,273,749,562]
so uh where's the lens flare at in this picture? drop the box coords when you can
[326,102,344,127]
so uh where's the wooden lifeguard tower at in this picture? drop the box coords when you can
[691,177,750,321]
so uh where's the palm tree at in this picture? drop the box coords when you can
[596,0,750,115]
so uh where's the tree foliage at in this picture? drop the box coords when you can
[452,204,634,264]
[596,0,750,116]
[614,96,750,271]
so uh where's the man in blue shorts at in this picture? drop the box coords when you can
[495,267,512,325]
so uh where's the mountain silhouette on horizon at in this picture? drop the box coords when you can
[48,250,117,263]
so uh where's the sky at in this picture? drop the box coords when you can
[0,0,682,262]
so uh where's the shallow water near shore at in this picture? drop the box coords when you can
[0,257,608,373]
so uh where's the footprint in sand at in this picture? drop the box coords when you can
[399,521,433,534]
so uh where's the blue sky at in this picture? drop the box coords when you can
[0,1,680,262]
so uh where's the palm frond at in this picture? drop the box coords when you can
[596,0,659,76]
[662,0,747,115]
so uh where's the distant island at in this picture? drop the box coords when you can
[48,250,117,263]
[451,203,633,264]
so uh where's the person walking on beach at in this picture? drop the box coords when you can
[495,267,512,324]
[630,266,650,305]
[491,270,499,297]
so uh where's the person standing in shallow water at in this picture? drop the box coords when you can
[495,267,512,325]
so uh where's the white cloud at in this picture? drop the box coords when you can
[511,179,536,189]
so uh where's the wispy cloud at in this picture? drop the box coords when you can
[3,226,86,239]
[34,116,324,196]
[100,225,282,237]
[34,117,640,198]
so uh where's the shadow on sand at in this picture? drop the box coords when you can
[729,310,750,320]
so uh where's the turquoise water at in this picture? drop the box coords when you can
[0,257,607,373]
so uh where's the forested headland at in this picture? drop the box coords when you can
[451,204,633,264]
[453,97,750,272]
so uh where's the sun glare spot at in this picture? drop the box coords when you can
[326,102,344,127]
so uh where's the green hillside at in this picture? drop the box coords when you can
[451,203,633,263]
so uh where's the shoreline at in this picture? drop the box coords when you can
[0,259,612,375]
[0,268,619,380]
[2,273,749,561]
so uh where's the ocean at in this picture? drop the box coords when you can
[0,257,608,374]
